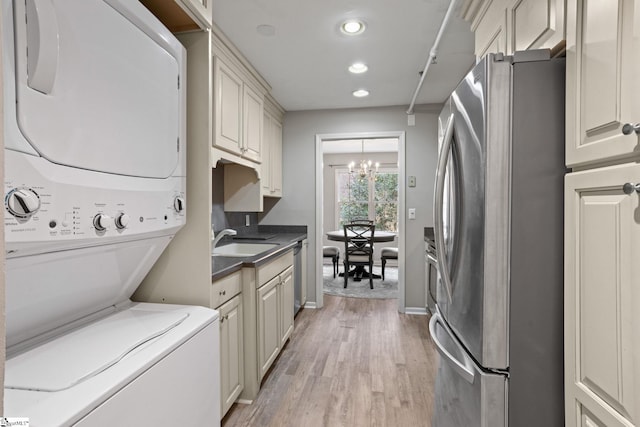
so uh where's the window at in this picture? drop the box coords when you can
[335,167,398,232]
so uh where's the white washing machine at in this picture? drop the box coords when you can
[2,0,220,425]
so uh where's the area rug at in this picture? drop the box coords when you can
[323,265,398,299]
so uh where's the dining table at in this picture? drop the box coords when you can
[326,229,396,280]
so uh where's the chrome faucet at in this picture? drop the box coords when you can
[212,228,237,248]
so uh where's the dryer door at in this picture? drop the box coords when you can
[12,0,181,178]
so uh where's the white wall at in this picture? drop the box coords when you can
[260,105,440,309]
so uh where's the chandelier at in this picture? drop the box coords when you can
[348,140,379,180]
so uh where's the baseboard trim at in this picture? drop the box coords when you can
[405,307,428,315]
[303,302,317,309]
[236,399,253,405]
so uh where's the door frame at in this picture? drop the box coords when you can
[315,131,406,312]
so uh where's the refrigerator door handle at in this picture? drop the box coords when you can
[426,253,438,266]
[429,312,476,384]
[434,113,455,302]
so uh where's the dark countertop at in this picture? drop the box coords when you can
[211,230,307,282]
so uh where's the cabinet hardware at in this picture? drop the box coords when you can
[622,123,640,135]
[622,182,640,194]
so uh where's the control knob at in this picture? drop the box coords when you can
[174,196,185,213]
[115,213,130,230]
[6,188,40,219]
[93,214,112,232]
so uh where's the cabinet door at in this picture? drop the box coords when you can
[565,163,640,427]
[279,266,294,347]
[300,240,308,306]
[474,0,509,57]
[214,57,243,156]
[219,295,244,417]
[261,112,272,194]
[270,119,283,196]
[257,277,280,380]
[511,0,564,52]
[566,0,640,167]
[242,84,263,163]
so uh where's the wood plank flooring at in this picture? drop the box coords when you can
[222,295,438,427]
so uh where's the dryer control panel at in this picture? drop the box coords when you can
[4,150,186,257]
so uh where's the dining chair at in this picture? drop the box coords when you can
[380,247,398,280]
[342,222,375,289]
[322,246,340,278]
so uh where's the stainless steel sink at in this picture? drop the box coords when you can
[212,243,278,257]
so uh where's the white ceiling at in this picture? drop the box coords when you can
[212,0,476,112]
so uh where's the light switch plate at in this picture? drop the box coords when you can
[408,208,416,220]
[408,176,416,187]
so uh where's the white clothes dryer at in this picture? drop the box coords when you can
[2,0,220,425]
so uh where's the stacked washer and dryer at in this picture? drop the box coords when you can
[3,0,220,425]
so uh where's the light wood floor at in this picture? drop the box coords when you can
[222,295,438,427]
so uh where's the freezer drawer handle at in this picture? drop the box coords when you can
[429,313,475,384]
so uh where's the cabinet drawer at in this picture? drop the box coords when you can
[211,270,241,308]
[256,251,293,288]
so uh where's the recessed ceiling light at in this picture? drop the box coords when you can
[256,24,276,36]
[341,19,366,35]
[353,89,369,98]
[348,62,368,74]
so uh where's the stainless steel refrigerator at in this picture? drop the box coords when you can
[430,50,565,427]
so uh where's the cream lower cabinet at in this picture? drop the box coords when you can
[211,271,244,418]
[257,275,280,378]
[278,266,294,347]
[300,239,308,307]
[219,294,243,417]
[565,163,640,427]
[257,265,293,380]
[242,251,294,401]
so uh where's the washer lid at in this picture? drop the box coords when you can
[12,0,181,178]
[5,309,188,392]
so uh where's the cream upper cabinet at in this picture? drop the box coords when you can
[473,0,509,57]
[262,108,283,198]
[565,163,640,427]
[214,57,243,155]
[511,0,565,52]
[469,0,565,58]
[566,0,640,168]
[261,112,272,195]
[242,84,263,163]
[270,119,283,196]
[213,55,264,164]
